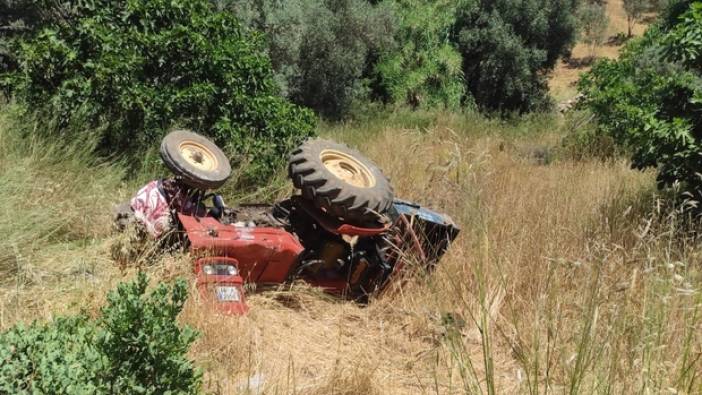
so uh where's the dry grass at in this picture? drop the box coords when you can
[549,0,654,101]
[0,105,128,328]
[1,109,701,394]
[181,113,699,394]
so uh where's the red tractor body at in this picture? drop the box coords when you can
[182,213,304,314]
[179,198,459,315]
[182,214,304,283]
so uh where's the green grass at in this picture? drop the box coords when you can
[0,105,126,288]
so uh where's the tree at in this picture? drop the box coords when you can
[452,0,581,112]
[293,0,394,118]
[624,0,649,37]
[226,0,394,119]
[578,2,609,59]
[1,0,316,183]
[375,0,464,109]
[224,0,309,98]
[579,0,702,198]
[648,0,670,12]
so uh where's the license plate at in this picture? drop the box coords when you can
[215,286,240,302]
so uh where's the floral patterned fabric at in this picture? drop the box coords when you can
[130,180,172,238]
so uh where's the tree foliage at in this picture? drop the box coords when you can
[579,0,702,195]
[0,273,201,394]
[226,0,394,119]
[1,0,315,183]
[0,0,47,76]
[222,0,307,98]
[227,0,581,116]
[578,2,609,58]
[453,0,580,112]
[624,0,650,36]
[3,0,584,141]
[293,0,394,118]
[375,0,465,110]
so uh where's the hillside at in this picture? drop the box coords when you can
[1,1,701,394]
[2,108,699,393]
[549,0,652,101]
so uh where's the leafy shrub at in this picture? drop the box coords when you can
[0,273,200,394]
[1,0,315,183]
[294,0,395,119]
[228,0,394,119]
[223,0,309,98]
[375,0,465,110]
[230,0,580,116]
[579,0,702,195]
[0,0,55,80]
[453,0,580,112]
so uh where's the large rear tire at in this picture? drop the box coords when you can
[160,130,231,190]
[288,139,394,225]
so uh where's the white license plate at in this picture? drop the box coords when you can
[215,286,240,302]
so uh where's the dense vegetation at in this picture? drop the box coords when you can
[0,0,584,176]
[221,0,581,117]
[0,273,200,394]
[579,0,702,197]
[375,0,465,110]
[453,0,580,112]
[8,0,680,392]
[0,0,315,183]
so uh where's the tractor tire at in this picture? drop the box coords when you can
[160,129,231,190]
[288,138,394,225]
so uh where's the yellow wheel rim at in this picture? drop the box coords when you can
[320,149,376,188]
[178,140,218,172]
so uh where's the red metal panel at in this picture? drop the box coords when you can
[179,214,304,284]
[194,257,248,315]
[295,198,389,236]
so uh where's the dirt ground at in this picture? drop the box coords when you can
[549,0,652,101]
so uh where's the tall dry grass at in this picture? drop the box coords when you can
[175,111,701,394]
[0,105,129,327]
[0,107,700,394]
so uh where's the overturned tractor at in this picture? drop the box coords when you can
[120,130,459,314]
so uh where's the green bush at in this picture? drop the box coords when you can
[1,0,315,183]
[453,0,580,112]
[226,0,394,119]
[0,0,54,81]
[230,0,580,115]
[294,0,394,118]
[375,0,465,110]
[0,273,201,394]
[223,0,309,98]
[579,0,702,194]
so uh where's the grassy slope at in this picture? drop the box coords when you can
[0,7,699,388]
[0,107,127,325]
[2,104,700,393]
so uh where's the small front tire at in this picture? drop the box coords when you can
[160,130,231,190]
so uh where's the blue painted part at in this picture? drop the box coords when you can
[393,199,458,228]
